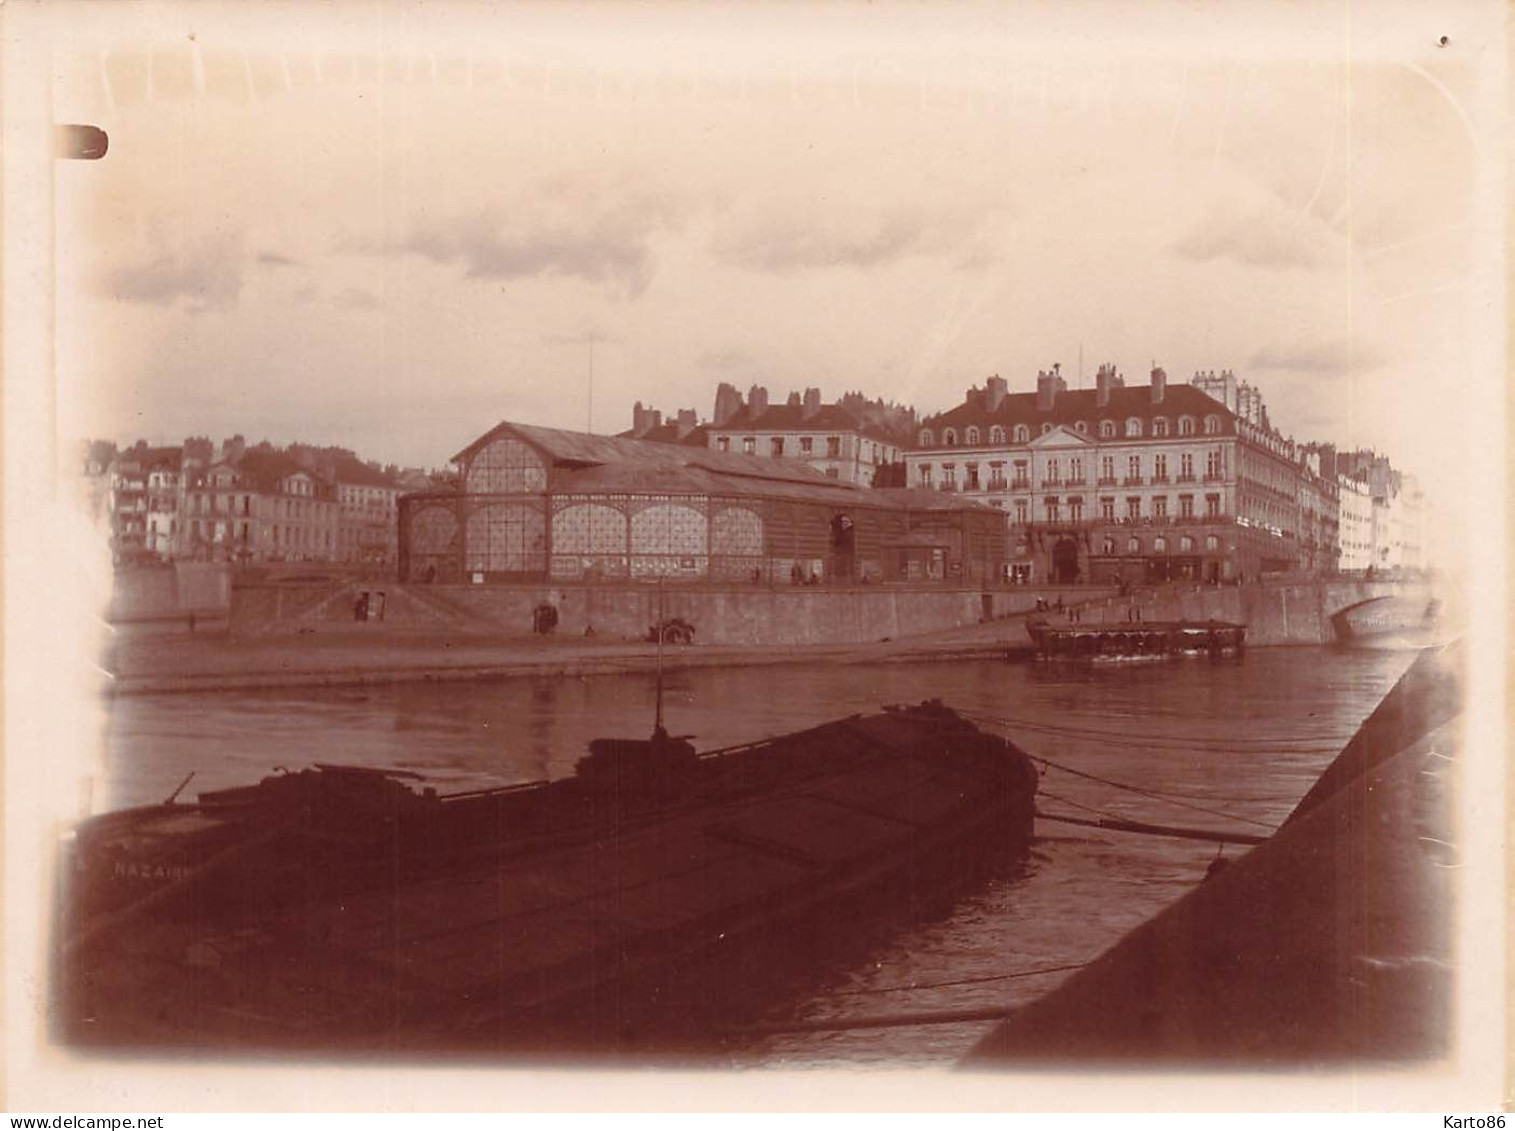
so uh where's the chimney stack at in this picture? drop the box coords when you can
[985,375,1008,412]
[1149,365,1167,405]
[785,391,802,407]
[747,384,769,417]
[713,382,744,426]
[674,408,698,439]
[1035,364,1067,411]
[802,387,822,419]
[1094,363,1114,409]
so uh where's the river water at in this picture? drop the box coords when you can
[99,646,1412,1067]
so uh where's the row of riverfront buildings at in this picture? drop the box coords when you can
[86,360,1427,588]
[390,365,1424,588]
[85,436,442,568]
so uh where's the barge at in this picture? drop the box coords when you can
[55,700,1038,1054]
[1028,619,1245,662]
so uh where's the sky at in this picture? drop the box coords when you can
[44,1,1505,511]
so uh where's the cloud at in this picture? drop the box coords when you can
[1173,202,1339,271]
[101,238,244,312]
[256,251,301,268]
[333,287,380,311]
[1248,341,1384,375]
[398,211,657,296]
[712,203,994,274]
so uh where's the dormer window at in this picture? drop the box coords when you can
[919,428,934,447]
[1013,424,1030,443]
[989,426,1006,444]
[1125,418,1143,438]
[965,426,980,445]
[1099,420,1117,438]
[1152,417,1169,437]
[1040,423,1053,435]
[943,428,958,447]
[1179,416,1196,436]
[1075,421,1088,435]
[1204,415,1222,435]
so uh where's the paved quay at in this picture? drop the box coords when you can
[100,618,1041,696]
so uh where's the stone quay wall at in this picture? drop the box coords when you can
[227,574,1430,648]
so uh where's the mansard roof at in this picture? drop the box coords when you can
[919,384,1235,439]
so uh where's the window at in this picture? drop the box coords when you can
[1100,496,1115,520]
[919,429,934,447]
[827,436,841,458]
[1205,450,1220,479]
[966,463,980,490]
[1046,457,1060,483]
[1206,494,1221,518]
[771,437,784,457]
[1013,424,1030,443]
[1127,455,1141,481]
[943,465,957,488]
[743,437,756,454]
[965,426,980,445]
[1040,423,1053,435]
[1068,496,1084,521]
[989,426,1005,444]
[1012,459,1029,487]
[943,428,957,446]
[1128,536,1141,553]
[1102,536,1116,555]
[1044,497,1060,521]
[919,465,934,486]
[1179,495,1194,518]
[1068,457,1084,483]
[1179,416,1196,436]
[1153,495,1168,518]
[1180,535,1194,552]
[1204,415,1221,435]
[1075,421,1088,435]
[1100,455,1115,483]
[1154,536,1167,552]
[1152,417,1169,437]
[1125,418,1143,438]
[1126,496,1141,519]
[1099,420,1116,438]
[1014,499,1029,524]
[801,436,814,454]
[1180,453,1195,480]
[1205,534,1220,550]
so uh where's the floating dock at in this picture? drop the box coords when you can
[1028,619,1245,662]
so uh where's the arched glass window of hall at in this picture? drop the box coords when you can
[1180,535,1194,552]
[943,428,957,446]
[1013,424,1030,443]
[1099,420,1117,438]
[965,426,980,445]
[989,425,1005,444]
[1152,417,1169,437]
[1125,418,1143,438]
[1178,416,1196,436]
[1204,415,1222,435]
[1154,536,1167,553]
[919,428,934,447]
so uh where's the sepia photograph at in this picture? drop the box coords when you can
[2,0,1508,1115]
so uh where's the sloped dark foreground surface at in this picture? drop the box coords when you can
[965,642,1461,1066]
